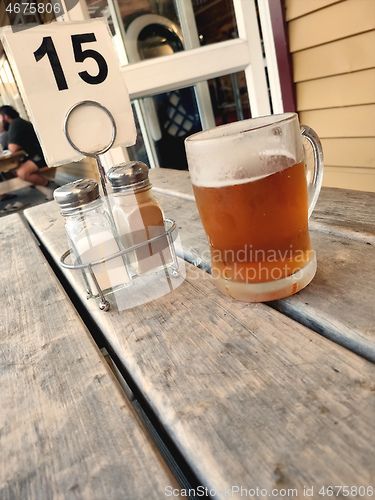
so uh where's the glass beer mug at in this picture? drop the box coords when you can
[185,113,323,302]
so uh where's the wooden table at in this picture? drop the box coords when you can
[24,169,375,498]
[0,150,25,173]
[1,213,180,499]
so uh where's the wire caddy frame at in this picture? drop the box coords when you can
[60,100,180,311]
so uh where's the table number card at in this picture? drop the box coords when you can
[0,19,136,166]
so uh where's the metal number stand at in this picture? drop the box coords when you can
[60,100,179,311]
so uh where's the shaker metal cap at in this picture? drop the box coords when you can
[107,161,150,192]
[54,179,100,214]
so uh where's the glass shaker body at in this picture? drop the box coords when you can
[108,163,173,277]
[55,180,131,297]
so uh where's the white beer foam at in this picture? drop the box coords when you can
[188,149,296,188]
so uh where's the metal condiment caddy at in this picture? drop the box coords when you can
[58,100,180,311]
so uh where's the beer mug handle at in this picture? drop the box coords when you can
[301,125,324,218]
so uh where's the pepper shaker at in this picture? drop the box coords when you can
[107,161,173,277]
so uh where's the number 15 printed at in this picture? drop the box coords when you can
[34,33,108,91]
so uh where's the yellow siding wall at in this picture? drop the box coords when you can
[285,0,375,192]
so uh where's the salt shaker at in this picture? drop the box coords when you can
[54,179,131,298]
[107,161,173,277]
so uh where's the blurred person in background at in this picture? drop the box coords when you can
[0,105,56,199]
[0,122,9,150]
[0,121,14,202]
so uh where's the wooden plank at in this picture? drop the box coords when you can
[23,203,375,495]
[272,227,375,346]
[296,69,375,110]
[292,31,375,82]
[150,169,375,236]
[299,105,375,138]
[321,138,375,169]
[0,177,32,196]
[288,0,375,52]
[150,168,194,200]
[0,213,179,499]
[285,0,342,21]
[313,187,375,237]
[322,165,375,192]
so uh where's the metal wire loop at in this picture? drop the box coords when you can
[63,100,117,157]
[60,218,177,270]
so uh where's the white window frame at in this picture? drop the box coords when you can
[59,0,282,114]
[120,0,274,117]
[58,0,283,167]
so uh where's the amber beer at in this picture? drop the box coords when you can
[193,159,313,286]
